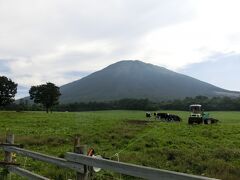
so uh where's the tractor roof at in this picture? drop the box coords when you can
[190,104,202,107]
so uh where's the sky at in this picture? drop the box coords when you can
[179,52,240,91]
[0,0,240,98]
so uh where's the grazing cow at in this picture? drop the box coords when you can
[156,113,181,122]
[167,114,181,122]
[146,112,151,118]
[157,113,169,120]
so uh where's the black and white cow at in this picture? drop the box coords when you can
[156,113,181,122]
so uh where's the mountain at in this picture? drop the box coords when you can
[59,60,239,103]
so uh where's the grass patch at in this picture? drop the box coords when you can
[0,110,240,179]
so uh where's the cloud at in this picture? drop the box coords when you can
[0,0,192,57]
[0,0,240,98]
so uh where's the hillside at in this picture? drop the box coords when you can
[59,60,236,103]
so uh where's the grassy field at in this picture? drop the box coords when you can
[0,110,240,180]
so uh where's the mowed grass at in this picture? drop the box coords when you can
[0,110,240,180]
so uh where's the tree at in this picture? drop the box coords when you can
[29,82,61,113]
[0,76,18,108]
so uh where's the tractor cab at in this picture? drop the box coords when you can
[188,104,203,124]
[189,104,202,118]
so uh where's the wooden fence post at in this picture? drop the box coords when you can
[3,133,14,179]
[74,136,88,180]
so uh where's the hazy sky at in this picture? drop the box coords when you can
[0,0,240,98]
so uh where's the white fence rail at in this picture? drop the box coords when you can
[0,134,219,180]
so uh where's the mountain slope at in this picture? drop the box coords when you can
[59,60,236,103]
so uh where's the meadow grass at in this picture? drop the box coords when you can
[0,110,240,180]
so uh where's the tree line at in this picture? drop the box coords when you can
[159,96,240,111]
[4,96,240,112]
[53,96,240,111]
[1,75,240,112]
[4,98,158,111]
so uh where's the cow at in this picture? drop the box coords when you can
[146,112,151,118]
[156,113,169,120]
[167,114,181,122]
[156,113,181,122]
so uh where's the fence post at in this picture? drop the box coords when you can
[74,136,88,180]
[3,133,14,179]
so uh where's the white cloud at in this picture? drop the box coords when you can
[134,0,240,69]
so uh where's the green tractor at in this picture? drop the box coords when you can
[188,104,218,124]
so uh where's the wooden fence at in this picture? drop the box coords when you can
[0,134,219,180]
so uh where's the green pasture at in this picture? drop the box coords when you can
[0,110,240,180]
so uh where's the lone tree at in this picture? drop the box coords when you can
[0,76,18,108]
[29,82,61,113]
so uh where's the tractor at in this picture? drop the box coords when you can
[188,104,218,124]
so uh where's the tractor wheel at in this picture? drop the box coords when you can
[209,118,219,124]
[206,119,211,124]
[188,119,193,124]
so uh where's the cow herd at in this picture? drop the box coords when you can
[146,112,181,122]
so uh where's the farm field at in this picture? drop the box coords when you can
[0,110,240,180]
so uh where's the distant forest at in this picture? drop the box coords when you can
[2,96,240,112]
